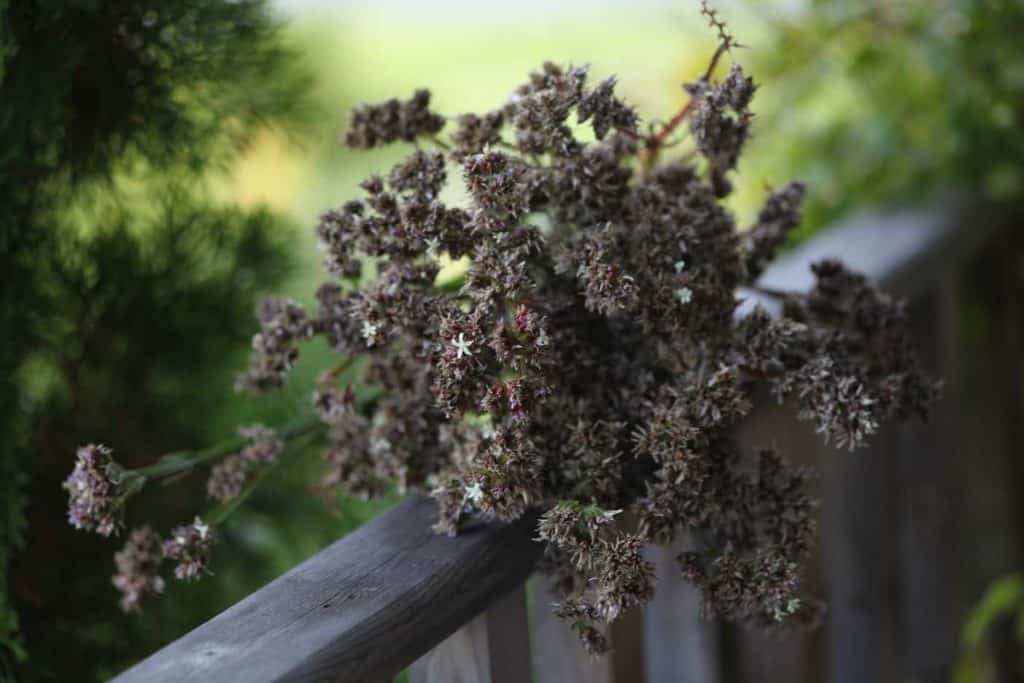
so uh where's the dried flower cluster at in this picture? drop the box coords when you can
[107,516,213,610]
[63,444,130,537]
[66,17,938,637]
[227,41,937,648]
[65,422,311,611]
[112,526,165,613]
[207,424,284,502]
[162,517,215,581]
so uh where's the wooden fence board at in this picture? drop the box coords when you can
[643,537,721,683]
[409,584,532,683]
[529,574,614,683]
[894,287,964,683]
[822,426,900,683]
[112,497,542,683]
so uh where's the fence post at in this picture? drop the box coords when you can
[954,233,1024,679]
[822,425,902,683]
[894,285,964,682]
[528,574,646,682]
[529,574,615,683]
[643,535,721,683]
[409,583,532,683]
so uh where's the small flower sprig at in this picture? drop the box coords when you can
[64,418,322,536]
[66,417,324,611]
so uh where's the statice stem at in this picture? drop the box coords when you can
[208,427,321,525]
[428,135,452,151]
[136,416,324,481]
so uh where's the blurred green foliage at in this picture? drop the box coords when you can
[738,0,1024,236]
[955,574,1024,682]
[0,1,394,680]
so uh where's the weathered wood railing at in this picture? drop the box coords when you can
[114,196,1023,683]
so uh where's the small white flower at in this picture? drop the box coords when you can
[465,482,484,504]
[452,333,474,359]
[425,237,440,257]
[674,259,687,274]
[361,320,379,345]
[535,330,550,347]
[676,287,693,305]
[193,517,210,541]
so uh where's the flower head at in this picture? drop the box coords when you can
[452,333,474,359]
[361,320,380,346]
[465,482,484,504]
[163,517,215,581]
[63,444,129,537]
[112,526,165,613]
[207,425,283,502]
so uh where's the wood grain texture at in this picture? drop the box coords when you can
[112,497,542,683]
[409,613,492,683]
[529,574,614,683]
[894,289,964,683]
[610,598,646,683]
[528,575,647,683]
[643,537,720,683]
[955,236,1024,681]
[409,583,532,683]
[821,426,901,683]
[485,584,534,683]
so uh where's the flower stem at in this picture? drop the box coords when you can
[429,135,452,151]
[135,416,323,480]
[208,426,321,526]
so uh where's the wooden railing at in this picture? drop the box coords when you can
[113,196,1023,683]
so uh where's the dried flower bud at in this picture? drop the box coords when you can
[451,111,505,160]
[239,424,283,464]
[743,181,806,280]
[345,89,445,149]
[689,64,756,194]
[578,76,638,140]
[207,454,248,502]
[207,425,285,501]
[163,517,214,581]
[236,298,314,393]
[388,150,447,201]
[63,444,129,537]
[112,526,165,613]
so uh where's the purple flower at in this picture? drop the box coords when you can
[206,425,283,502]
[63,444,127,537]
[206,454,249,502]
[163,517,214,581]
[112,527,165,613]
